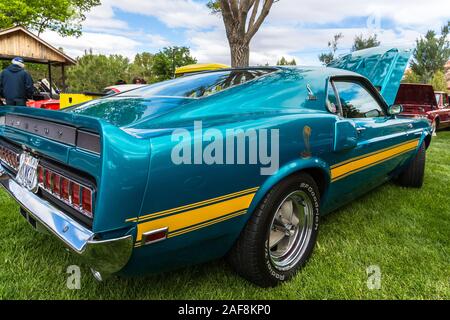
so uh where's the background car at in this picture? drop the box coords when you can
[395,83,450,134]
[175,63,229,77]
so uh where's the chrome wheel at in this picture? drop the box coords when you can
[268,190,314,271]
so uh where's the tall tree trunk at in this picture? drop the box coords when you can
[218,0,275,68]
[230,40,250,68]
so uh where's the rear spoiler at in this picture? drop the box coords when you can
[0,106,103,155]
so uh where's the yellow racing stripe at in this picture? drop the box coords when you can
[136,192,256,242]
[126,186,258,223]
[168,210,247,238]
[331,139,419,182]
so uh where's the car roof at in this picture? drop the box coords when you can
[190,65,361,78]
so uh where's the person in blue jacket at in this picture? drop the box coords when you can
[0,57,34,106]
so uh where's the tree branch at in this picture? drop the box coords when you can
[245,0,274,42]
[230,0,240,20]
[247,0,260,34]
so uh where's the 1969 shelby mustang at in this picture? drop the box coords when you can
[0,47,432,287]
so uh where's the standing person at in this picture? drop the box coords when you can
[0,57,34,106]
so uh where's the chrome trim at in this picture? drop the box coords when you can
[0,177,133,276]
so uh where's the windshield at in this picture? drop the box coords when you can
[117,69,276,99]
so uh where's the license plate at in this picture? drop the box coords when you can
[16,153,39,193]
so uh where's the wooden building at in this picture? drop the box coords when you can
[0,26,76,95]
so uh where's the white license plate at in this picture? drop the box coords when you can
[16,153,39,193]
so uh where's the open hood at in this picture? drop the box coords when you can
[328,46,413,106]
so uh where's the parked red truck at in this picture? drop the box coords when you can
[396,83,450,134]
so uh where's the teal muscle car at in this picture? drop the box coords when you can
[0,47,432,287]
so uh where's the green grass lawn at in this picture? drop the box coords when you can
[0,132,449,300]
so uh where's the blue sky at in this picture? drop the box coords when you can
[42,0,450,66]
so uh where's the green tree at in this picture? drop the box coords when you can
[319,33,343,65]
[411,21,450,83]
[277,57,296,65]
[402,70,421,84]
[129,53,156,83]
[67,51,130,92]
[152,47,197,81]
[0,0,100,37]
[352,34,380,52]
[207,0,277,67]
[429,70,448,92]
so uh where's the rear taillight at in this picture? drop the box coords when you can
[37,166,44,184]
[37,165,94,219]
[71,182,80,207]
[82,188,92,216]
[61,178,70,201]
[0,145,20,171]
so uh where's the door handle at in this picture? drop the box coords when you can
[356,127,366,133]
[407,124,413,129]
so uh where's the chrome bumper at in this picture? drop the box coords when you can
[0,166,133,277]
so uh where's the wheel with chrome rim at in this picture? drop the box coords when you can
[228,173,320,287]
[268,190,315,271]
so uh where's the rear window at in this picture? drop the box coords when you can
[116,69,276,99]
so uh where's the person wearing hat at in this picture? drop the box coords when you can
[0,57,34,106]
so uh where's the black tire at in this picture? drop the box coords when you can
[227,173,320,287]
[396,143,426,188]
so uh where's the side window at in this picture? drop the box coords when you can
[334,81,385,118]
[326,82,339,114]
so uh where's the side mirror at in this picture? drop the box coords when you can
[388,104,403,116]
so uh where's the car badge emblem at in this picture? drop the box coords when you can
[16,153,39,193]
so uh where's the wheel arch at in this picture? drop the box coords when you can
[435,116,440,127]
[245,157,331,224]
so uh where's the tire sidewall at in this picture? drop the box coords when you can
[261,175,320,283]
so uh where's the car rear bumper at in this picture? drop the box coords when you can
[0,165,133,277]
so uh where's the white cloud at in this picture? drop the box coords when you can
[107,0,220,30]
[83,0,129,32]
[146,34,172,48]
[41,31,142,59]
[189,24,423,66]
[37,0,450,66]
[268,0,450,30]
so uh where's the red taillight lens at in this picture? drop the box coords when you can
[81,187,92,216]
[37,166,44,184]
[71,182,80,207]
[36,165,94,219]
[61,178,70,201]
[45,170,52,189]
[52,174,61,196]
